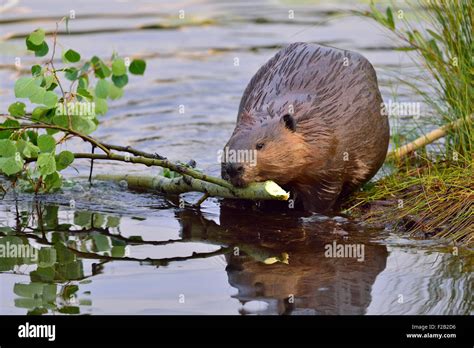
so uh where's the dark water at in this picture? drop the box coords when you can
[0,0,471,315]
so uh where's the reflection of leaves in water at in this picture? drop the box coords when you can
[9,240,88,314]
[0,206,96,314]
[13,282,57,313]
[93,233,110,252]
[38,247,56,267]
[0,235,36,271]
[1,202,231,315]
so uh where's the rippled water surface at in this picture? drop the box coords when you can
[0,0,471,315]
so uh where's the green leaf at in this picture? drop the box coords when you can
[63,49,81,63]
[107,216,121,228]
[0,119,20,140]
[14,282,44,298]
[34,42,49,57]
[15,139,27,155]
[37,134,56,153]
[31,64,42,76]
[29,86,46,104]
[74,211,92,228]
[108,83,124,100]
[30,266,55,283]
[93,214,105,228]
[8,102,26,117]
[91,56,111,78]
[111,74,128,88]
[54,242,76,264]
[386,7,395,30]
[25,35,49,56]
[43,284,57,303]
[14,77,37,98]
[93,234,110,252]
[28,28,45,46]
[112,58,126,76]
[26,130,38,145]
[95,98,108,115]
[64,67,78,81]
[56,151,74,171]
[15,298,43,309]
[31,106,50,121]
[46,82,58,91]
[37,153,56,176]
[0,139,17,157]
[99,62,112,78]
[53,115,97,134]
[21,141,40,158]
[43,91,58,108]
[38,247,57,268]
[78,76,88,90]
[80,62,91,75]
[56,260,83,280]
[95,79,109,98]
[77,88,93,100]
[0,156,24,175]
[62,285,79,299]
[43,171,62,191]
[129,59,146,75]
[42,75,55,89]
[111,246,125,257]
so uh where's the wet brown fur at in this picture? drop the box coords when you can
[222,42,390,212]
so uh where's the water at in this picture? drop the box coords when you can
[0,0,471,315]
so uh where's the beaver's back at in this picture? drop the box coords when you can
[237,42,389,210]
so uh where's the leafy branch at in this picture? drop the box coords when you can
[0,18,288,203]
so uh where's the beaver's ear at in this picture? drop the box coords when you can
[281,114,296,132]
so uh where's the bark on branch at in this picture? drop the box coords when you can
[386,115,473,160]
[94,173,290,201]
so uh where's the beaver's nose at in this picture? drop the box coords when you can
[223,163,244,178]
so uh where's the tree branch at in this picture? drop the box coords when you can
[100,142,166,160]
[21,151,289,201]
[66,152,235,190]
[94,173,290,201]
[387,115,473,160]
[0,123,111,155]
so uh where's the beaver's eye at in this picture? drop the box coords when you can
[256,142,265,150]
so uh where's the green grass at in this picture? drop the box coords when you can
[366,0,473,159]
[345,159,473,247]
[351,0,473,247]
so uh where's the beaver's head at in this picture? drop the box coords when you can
[221,113,311,187]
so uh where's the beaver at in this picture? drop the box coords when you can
[221,42,390,212]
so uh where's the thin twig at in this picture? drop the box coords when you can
[0,123,111,155]
[88,145,96,185]
[194,192,210,207]
[101,142,166,160]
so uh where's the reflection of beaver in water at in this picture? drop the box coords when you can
[222,42,390,212]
